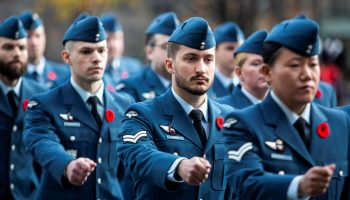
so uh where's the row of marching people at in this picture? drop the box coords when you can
[0,9,347,200]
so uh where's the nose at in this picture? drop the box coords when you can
[91,50,102,64]
[300,64,313,81]
[194,59,206,74]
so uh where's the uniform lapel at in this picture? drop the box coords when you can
[14,79,28,123]
[0,87,13,118]
[261,94,315,166]
[204,100,222,153]
[100,90,122,135]
[161,90,203,149]
[233,85,253,109]
[63,82,99,132]
[309,104,335,161]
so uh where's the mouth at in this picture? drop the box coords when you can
[191,75,209,84]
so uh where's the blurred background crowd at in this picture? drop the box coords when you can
[1,0,349,104]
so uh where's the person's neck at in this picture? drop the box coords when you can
[173,87,206,108]
[73,78,102,94]
[151,64,171,80]
[29,57,42,66]
[243,84,268,100]
[0,75,19,87]
[217,64,234,78]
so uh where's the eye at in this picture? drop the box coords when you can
[19,45,26,51]
[98,48,106,53]
[2,44,14,51]
[206,57,214,63]
[80,49,93,55]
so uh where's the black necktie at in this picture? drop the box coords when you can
[87,96,102,128]
[293,117,310,148]
[32,71,40,81]
[189,109,207,147]
[229,83,235,93]
[7,90,18,116]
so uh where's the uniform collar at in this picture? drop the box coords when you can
[111,56,121,70]
[70,77,104,105]
[270,90,310,125]
[0,77,22,96]
[171,87,208,122]
[241,86,263,105]
[215,67,234,88]
[27,57,46,75]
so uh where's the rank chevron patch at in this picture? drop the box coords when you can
[228,142,253,162]
[123,131,147,143]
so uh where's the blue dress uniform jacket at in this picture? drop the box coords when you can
[313,81,337,107]
[216,84,253,109]
[103,56,144,88]
[0,78,45,200]
[23,81,134,200]
[116,67,168,102]
[117,89,235,200]
[24,59,70,89]
[208,74,232,99]
[223,94,349,200]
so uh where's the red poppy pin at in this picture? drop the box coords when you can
[315,89,322,98]
[22,99,29,111]
[317,122,330,139]
[121,71,129,79]
[107,84,115,91]
[216,116,224,129]
[47,71,57,81]
[105,109,115,122]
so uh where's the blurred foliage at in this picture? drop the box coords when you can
[33,0,141,21]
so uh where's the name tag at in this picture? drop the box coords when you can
[64,122,81,127]
[271,153,292,161]
[166,135,184,141]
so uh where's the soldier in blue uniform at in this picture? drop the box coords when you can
[19,10,70,89]
[117,17,235,200]
[116,12,179,102]
[313,80,337,107]
[23,16,134,200]
[100,12,143,89]
[208,22,244,99]
[223,16,349,199]
[0,16,46,200]
[217,30,269,109]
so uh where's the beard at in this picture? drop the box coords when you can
[174,69,211,96]
[0,59,27,80]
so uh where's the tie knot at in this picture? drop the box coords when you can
[294,117,307,127]
[189,109,204,121]
[87,96,99,106]
[7,90,17,99]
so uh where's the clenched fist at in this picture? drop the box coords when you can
[65,157,97,186]
[177,157,211,186]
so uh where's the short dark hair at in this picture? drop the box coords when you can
[262,42,282,66]
[167,42,180,59]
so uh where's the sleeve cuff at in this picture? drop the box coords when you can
[287,175,310,200]
[167,157,186,183]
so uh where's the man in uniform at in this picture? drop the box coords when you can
[209,21,244,98]
[223,17,349,199]
[23,16,134,200]
[19,10,70,89]
[0,16,45,200]
[117,17,235,199]
[116,12,179,102]
[100,12,143,89]
[217,30,269,109]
